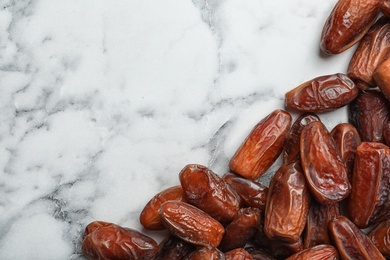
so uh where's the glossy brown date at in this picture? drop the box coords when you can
[179,164,240,223]
[285,244,339,260]
[300,121,351,204]
[348,142,390,228]
[348,16,390,88]
[303,200,340,249]
[382,0,390,17]
[223,172,268,210]
[219,207,261,252]
[320,0,380,54]
[284,74,358,113]
[349,90,390,143]
[229,109,292,180]
[368,219,390,258]
[329,216,385,260]
[140,185,187,230]
[156,236,194,260]
[283,113,320,164]
[82,221,159,260]
[330,123,361,180]
[159,201,225,247]
[264,161,310,243]
[184,246,224,260]
[225,248,254,260]
[374,55,390,102]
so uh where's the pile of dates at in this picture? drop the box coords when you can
[81,0,390,259]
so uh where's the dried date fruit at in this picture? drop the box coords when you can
[300,121,351,204]
[225,248,253,260]
[156,236,194,260]
[264,161,310,243]
[284,74,358,113]
[219,207,261,252]
[348,142,390,228]
[229,109,292,180]
[185,246,224,260]
[303,200,340,249]
[384,121,390,147]
[374,55,390,101]
[382,0,390,17]
[140,185,187,230]
[223,172,268,210]
[349,90,390,143]
[245,247,276,260]
[159,201,225,247]
[82,221,159,260]
[179,164,240,223]
[329,216,385,259]
[320,0,380,54]
[283,113,320,164]
[330,123,361,180]
[368,219,390,258]
[285,244,339,260]
[348,16,390,88]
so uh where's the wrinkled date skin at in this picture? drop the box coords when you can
[264,161,310,243]
[320,0,380,54]
[184,246,225,260]
[329,216,385,260]
[285,244,339,260]
[330,123,361,180]
[382,0,390,17]
[245,247,276,260]
[219,207,261,252]
[225,248,254,260]
[223,172,268,210]
[284,74,358,113]
[229,109,292,180]
[303,200,340,249]
[384,121,390,146]
[179,164,240,223]
[349,90,390,143]
[82,221,159,260]
[283,113,320,164]
[159,201,225,247]
[348,142,390,228]
[300,121,351,204]
[348,16,390,88]
[374,56,390,101]
[156,236,194,260]
[368,219,390,258]
[140,185,187,230]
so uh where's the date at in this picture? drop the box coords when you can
[185,246,224,260]
[229,109,292,180]
[382,0,390,17]
[284,74,358,113]
[159,201,225,247]
[374,56,390,102]
[82,221,159,260]
[300,121,351,204]
[225,248,254,260]
[156,236,194,260]
[348,142,390,228]
[368,219,390,258]
[285,244,339,260]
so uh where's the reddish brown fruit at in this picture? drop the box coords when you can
[382,0,390,17]
[156,236,194,260]
[185,246,224,260]
[374,55,390,101]
[285,244,339,260]
[225,248,254,260]
[368,219,390,258]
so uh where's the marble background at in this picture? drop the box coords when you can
[0,0,355,259]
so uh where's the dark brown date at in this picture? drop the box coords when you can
[82,221,158,260]
[348,142,390,228]
[320,0,380,55]
[285,244,339,260]
[368,219,390,258]
[284,74,358,113]
[264,161,310,243]
[229,109,292,180]
[159,201,225,247]
[225,248,254,260]
[223,172,268,210]
[303,200,340,249]
[330,123,361,180]
[349,90,390,143]
[156,236,194,260]
[283,113,320,164]
[267,238,304,259]
[382,0,390,17]
[179,164,240,223]
[245,247,276,260]
[329,216,385,259]
[384,121,390,146]
[348,16,390,88]
[140,185,187,230]
[185,246,224,260]
[300,121,351,204]
[219,207,261,252]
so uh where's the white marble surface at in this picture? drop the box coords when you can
[0,0,356,259]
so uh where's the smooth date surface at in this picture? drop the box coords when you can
[285,244,339,260]
[368,219,390,258]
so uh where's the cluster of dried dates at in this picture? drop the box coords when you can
[81,0,390,259]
